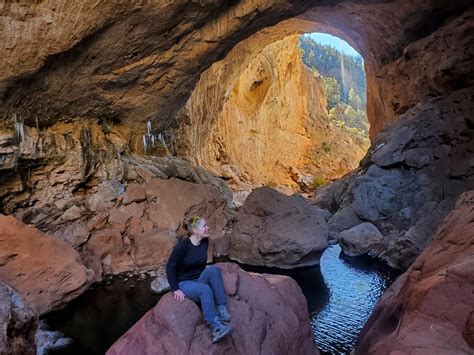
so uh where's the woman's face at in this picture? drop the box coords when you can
[193,219,209,239]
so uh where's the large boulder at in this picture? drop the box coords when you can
[229,187,328,268]
[107,263,318,355]
[0,282,37,355]
[0,215,93,314]
[354,191,474,354]
[338,222,384,257]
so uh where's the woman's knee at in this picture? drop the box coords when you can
[196,283,213,297]
[206,265,221,276]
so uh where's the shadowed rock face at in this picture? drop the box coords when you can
[107,263,319,355]
[354,191,474,354]
[0,282,37,355]
[315,86,474,269]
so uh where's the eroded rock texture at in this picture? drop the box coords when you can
[0,0,315,127]
[172,35,368,189]
[0,282,37,355]
[230,187,328,268]
[1,122,231,270]
[107,263,318,355]
[354,191,474,354]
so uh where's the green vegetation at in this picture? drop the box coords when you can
[299,35,369,139]
[322,142,332,153]
[311,176,327,189]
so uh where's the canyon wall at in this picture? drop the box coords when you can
[173,36,368,190]
[315,8,474,270]
[355,191,474,354]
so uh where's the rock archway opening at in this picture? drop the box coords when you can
[171,30,371,203]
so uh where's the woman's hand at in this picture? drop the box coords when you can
[173,290,186,302]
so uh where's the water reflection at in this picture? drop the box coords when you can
[45,276,161,355]
[311,245,399,354]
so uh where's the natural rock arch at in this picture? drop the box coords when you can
[1,1,471,134]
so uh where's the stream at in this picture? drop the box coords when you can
[45,245,399,354]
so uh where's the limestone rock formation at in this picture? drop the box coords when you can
[0,215,93,315]
[0,119,231,217]
[229,187,328,268]
[354,191,474,354]
[173,35,368,190]
[1,1,472,273]
[107,263,318,355]
[337,222,384,257]
[0,282,37,355]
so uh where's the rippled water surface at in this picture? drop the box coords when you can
[45,245,398,354]
[310,245,399,354]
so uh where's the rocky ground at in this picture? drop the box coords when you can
[107,263,319,355]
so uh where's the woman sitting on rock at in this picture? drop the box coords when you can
[166,215,233,343]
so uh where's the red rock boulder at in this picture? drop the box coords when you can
[230,187,328,268]
[107,263,319,355]
[354,191,474,354]
[0,215,94,314]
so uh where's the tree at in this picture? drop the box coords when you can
[343,104,357,127]
[348,87,362,111]
[323,77,341,110]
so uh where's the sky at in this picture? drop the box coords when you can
[307,33,362,59]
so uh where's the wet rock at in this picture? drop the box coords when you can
[36,322,73,355]
[355,191,474,354]
[338,223,384,257]
[107,263,318,355]
[0,281,37,355]
[150,267,170,295]
[0,215,93,315]
[230,187,328,268]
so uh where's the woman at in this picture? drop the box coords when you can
[166,216,234,343]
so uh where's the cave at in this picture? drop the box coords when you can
[1,1,473,354]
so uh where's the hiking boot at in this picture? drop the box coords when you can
[209,317,234,343]
[217,304,231,322]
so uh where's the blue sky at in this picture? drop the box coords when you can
[307,33,362,58]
